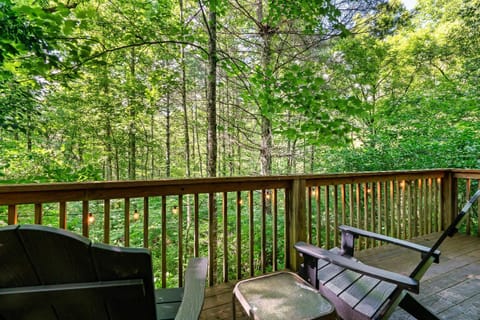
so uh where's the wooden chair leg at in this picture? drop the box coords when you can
[399,293,440,320]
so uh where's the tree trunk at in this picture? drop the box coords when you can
[206,0,218,178]
[165,92,171,177]
[180,0,191,178]
[105,118,113,180]
[150,112,155,179]
[204,0,218,285]
[258,0,273,176]
[128,47,136,180]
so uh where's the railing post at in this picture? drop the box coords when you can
[441,170,457,230]
[287,178,307,271]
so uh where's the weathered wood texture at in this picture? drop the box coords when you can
[200,234,480,319]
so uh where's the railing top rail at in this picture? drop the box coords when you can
[0,177,292,205]
[0,168,478,205]
[451,169,480,180]
[305,169,449,186]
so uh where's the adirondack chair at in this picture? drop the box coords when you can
[0,224,208,320]
[295,190,480,320]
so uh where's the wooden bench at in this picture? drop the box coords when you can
[0,224,208,320]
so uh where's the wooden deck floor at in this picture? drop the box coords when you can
[200,233,480,319]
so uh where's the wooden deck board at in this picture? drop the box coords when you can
[200,234,480,319]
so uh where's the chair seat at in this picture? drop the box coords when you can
[315,259,397,319]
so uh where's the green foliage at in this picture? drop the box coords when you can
[367,0,412,38]
[0,0,75,79]
[267,0,342,34]
[0,0,478,179]
[0,0,477,179]
[271,63,360,146]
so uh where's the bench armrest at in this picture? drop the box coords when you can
[339,225,440,263]
[295,242,419,294]
[174,257,208,320]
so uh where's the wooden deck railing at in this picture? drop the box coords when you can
[0,169,478,287]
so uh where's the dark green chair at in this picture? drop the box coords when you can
[0,225,207,320]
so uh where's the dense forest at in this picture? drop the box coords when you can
[1,0,479,183]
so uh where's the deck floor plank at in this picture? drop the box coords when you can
[200,234,480,319]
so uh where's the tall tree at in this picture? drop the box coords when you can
[179,0,192,177]
[203,0,218,178]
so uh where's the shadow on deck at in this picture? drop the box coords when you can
[200,233,480,319]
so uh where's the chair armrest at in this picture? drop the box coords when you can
[339,225,440,263]
[174,257,208,320]
[295,242,419,294]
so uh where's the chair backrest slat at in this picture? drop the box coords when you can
[0,225,39,288]
[17,225,97,284]
[92,243,157,319]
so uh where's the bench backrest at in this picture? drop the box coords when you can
[0,225,157,320]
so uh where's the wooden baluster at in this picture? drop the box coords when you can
[7,205,17,225]
[161,195,167,288]
[372,183,376,246]
[248,190,254,277]
[370,183,376,247]
[413,180,419,237]
[208,193,218,285]
[143,197,149,248]
[355,184,361,229]
[435,178,441,232]
[194,193,200,257]
[325,185,330,249]
[307,186,313,243]
[104,199,110,244]
[284,188,289,268]
[222,192,228,282]
[389,180,394,237]
[377,181,382,245]
[401,180,406,239]
[396,181,401,239]
[178,195,183,286]
[261,190,267,274]
[427,178,435,233]
[405,181,413,239]
[380,181,389,235]
[341,184,346,227]
[334,185,339,248]
[424,178,429,235]
[349,184,354,227]
[59,202,67,229]
[124,198,130,247]
[272,188,278,272]
[34,203,42,225]
[236,191,242,279]
[355,183,361,249]
[465,179,471,235]
[82,201,89,237]
[363,183,369,249]
[316,185,322,248]
[420,179,424,235]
